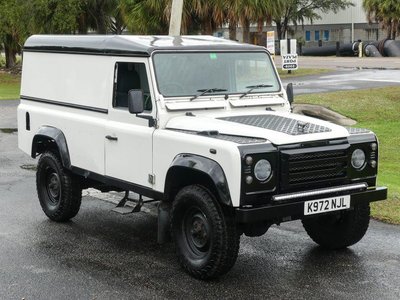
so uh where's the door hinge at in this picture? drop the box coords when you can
[148,174,155,185]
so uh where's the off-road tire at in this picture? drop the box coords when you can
[36,151,82,222]
[302,204,370,250]
[171,185,240,280]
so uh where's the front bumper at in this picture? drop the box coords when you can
[236,186,387,223]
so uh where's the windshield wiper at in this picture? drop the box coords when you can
[190,88,227,101]
[239,84,273,99]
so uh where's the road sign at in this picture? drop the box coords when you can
[280,39,297,56]
[282,54,298,70]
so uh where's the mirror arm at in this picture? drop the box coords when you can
[136,114,157,127]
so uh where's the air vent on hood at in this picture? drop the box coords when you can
[218,115,331,135]
[169,129,267,144]
[346,127,370,134]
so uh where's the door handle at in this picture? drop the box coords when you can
[105,135,118,141]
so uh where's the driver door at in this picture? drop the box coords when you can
[105,58,156,189]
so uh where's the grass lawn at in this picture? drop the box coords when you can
[278,68,331,79]
[0,73,21,100]
[296,86,400,224]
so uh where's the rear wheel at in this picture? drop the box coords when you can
[36,151,82,222]
[302,204,370,249]
[171,185,240,280]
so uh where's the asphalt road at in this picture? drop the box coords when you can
[281,69,400,95]
[0,100,18,128]
[275,56,400,70]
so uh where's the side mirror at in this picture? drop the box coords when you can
[128,89,144,114]
[286,83,294,105]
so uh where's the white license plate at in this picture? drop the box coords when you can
[304,195,351,216]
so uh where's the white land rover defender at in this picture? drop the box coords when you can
[18,35,387,279]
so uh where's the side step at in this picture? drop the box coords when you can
[111,191,158,215]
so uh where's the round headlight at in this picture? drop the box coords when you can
[254,159,272,182]
[351,149,366,169]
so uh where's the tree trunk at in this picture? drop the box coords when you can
[96,12,108,34]
[387,21,392,39]
[229,21,237,41]
[242,19,250,44]
[257,18,264,46]
[4,43,16,69]
[391,20,397,40]
[77,14,87,34]
[201,19,213,35]
[276,21,283,40]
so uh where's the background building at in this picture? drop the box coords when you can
[217,0,388,47]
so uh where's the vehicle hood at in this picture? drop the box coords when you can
[165,112,350,145]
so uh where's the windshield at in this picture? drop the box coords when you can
[153,52,280,98]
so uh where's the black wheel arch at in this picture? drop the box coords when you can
[32,126,71,169]
[164,154,232,207]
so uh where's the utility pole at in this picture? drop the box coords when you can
[350,6,354,43]
[169,0,184,36]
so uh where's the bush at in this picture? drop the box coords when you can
[0,55,5,68]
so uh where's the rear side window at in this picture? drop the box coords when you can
[113,62,152,111]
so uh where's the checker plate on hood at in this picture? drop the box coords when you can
[219,115,331,135]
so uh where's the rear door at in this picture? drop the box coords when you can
[105,57,156,188]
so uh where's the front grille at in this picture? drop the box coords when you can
[280,147,348,191]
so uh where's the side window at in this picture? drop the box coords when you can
[323,30,330,41]
[113,62,152,111]
[315,30,320,41]
[305,31,311,42]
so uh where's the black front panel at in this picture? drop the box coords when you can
[280,145,349,192]
[239,135,378,208]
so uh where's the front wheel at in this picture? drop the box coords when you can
[302,204,370,250]
[171,185,240,280]
[36,151,82,222]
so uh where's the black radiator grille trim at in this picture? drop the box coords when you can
[281,147,349,191]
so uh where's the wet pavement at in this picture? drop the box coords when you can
[0,104,400,299]
[282,69,400,95]
[0,100,18,128]
[275,56,400,70]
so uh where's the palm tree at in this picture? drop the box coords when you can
[81,0,118,34]
[215,0,281,44]
[186,0,219,34]
[122,0,224,35]
[121,0,169,34]
[363,0,400,39]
